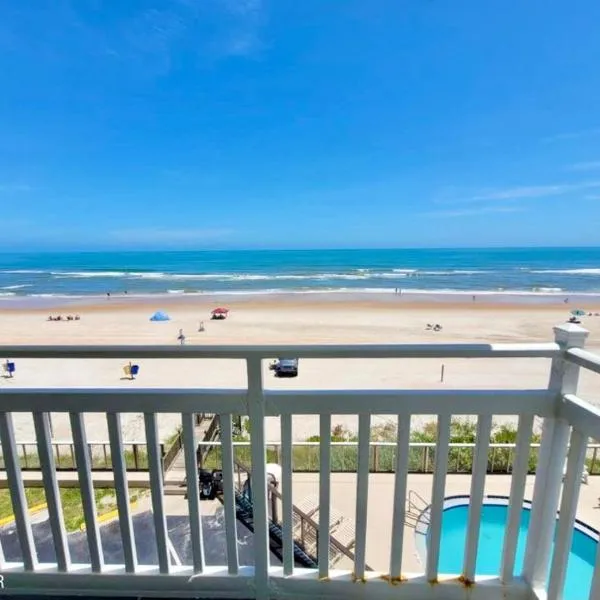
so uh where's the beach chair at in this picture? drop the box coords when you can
[123,363,140,380]
[2,361,15,378]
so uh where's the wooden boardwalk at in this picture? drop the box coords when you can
[163,417,214,485]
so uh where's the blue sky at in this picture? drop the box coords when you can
[2,1,600,250]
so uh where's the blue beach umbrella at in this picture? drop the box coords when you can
[571,309,586,317]
[150,310,170,321]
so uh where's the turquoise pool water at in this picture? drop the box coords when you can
[420,502,596,600]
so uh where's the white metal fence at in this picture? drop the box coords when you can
[0,324,598,600]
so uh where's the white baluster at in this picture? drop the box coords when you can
[426,414,451,582]
[70,412,103,572]
[144,412,170,573]
[318,414,331,579]
[106,412,137,572]
[463,414,492,581]
[389,415,410,579]
[354,413,371,579]
[247,358,269,599]
[33,412,70,571]
[500,414,534,582]
[219,414,239,575]
[280,413,294,576]
[547,430,588,600]
[0,413,35,570]
[182,412,205,574]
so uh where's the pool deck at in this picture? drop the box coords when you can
[292,473,600,573]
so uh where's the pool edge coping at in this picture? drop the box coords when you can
[414,493,600,566]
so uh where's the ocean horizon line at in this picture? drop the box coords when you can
[2,244,600,256]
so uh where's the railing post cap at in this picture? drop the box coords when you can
[553,323,589,347]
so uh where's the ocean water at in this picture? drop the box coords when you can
[0,248,600,301]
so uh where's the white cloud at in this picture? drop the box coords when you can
[542,128,600,143]
[20,1,270,77]
[567,161,600,171]
[423,206,525,218]
[211,0,266,58]
[438,181,600,205]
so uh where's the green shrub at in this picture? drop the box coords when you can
[203,418,546,475]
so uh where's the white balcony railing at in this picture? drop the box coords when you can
[0,324,598,599]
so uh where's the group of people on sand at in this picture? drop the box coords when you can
[568,312,600,324]
[426,323,443,332]
[47,314,80,321]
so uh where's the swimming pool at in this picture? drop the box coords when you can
[415,496,597,600]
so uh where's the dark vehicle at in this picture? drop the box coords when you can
[271,358,299,377]
[198,469,224,500]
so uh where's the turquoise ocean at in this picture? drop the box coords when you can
[1,248,600,304]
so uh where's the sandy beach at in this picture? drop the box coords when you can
[1,297,600,443]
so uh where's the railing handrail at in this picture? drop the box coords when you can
[565,347,600,375]
[14,440,150,445]
[10,440,558,448]
[0,341,561,359]
[194,440,552,449]
[0,388,556,418]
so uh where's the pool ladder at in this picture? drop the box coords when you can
[405,490,430,533]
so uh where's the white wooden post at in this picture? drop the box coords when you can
[247,358,270,599]
[523,324,588,589]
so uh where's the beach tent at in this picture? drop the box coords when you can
[211,307,229,315]
[150,311,170,321]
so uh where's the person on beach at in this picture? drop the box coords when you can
[177,329,186,345]
[199,321,205,332]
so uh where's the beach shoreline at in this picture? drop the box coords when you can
[2,290,600,312]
